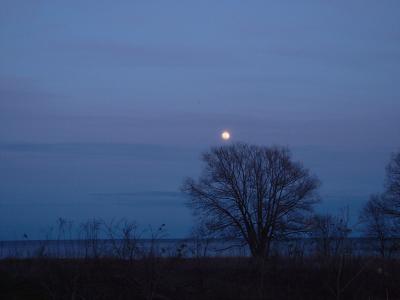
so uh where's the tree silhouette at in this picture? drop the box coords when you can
[183,143,320,258]
[360,194,399,257]
[385,151,400,217]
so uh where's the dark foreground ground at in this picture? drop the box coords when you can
[0,256,399,300]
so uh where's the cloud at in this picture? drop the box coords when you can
[0,142,197,162]
[59,40,241,69]
[92,191,181,198]
[0,76,63,118]
[90,190,184,206]
[268,46,400,70]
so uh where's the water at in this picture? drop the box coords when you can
[0,238,397,259]
[0,239,248,259]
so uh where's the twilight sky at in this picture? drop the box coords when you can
[0,0,399,239]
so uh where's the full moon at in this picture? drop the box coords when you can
[221,131,230,140]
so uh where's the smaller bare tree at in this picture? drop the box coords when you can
[360,194,398,258]
[309,208,352,258]
[384,151,400,217]
[103,218,140,262]
[80,218,103,259]
[188,220,220,258]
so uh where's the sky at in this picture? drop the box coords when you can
[0,0,399,239]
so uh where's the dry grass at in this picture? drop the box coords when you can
[0,256,399,300]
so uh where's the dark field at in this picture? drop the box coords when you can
[0,256,399,300]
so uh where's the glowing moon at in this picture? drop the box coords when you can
[221,131,230,140]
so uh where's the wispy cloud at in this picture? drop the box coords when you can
[60,40,241,69]
[90,190,184,206]
[0,143,195,161]
[0,76,68,123]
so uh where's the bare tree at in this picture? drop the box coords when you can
[103,218,140,262]
[187,221,216,258]
[384,151,400,217]
[309,208,352,258]
[309,214,341,258]
[80,218,103,259]
[182,143,320,258]
[360,194,398,258]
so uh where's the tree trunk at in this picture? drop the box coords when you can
[250,240,271,259]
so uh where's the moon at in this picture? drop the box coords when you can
[221,131,230,140]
